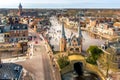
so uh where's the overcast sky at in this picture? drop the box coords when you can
[0,0,120,8]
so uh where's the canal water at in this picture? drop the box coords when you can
[62,71,100,80]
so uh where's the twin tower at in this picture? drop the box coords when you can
[60,21,83,54]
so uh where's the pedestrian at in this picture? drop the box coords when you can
[35,48,37,51]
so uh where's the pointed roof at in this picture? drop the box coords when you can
[19,3,22,8]
[78,20,82,38]
[61,22,66,39]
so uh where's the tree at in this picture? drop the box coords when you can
[57,56,70,69]
[86,46,103,65]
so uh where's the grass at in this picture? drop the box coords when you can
[53,51,60,54]
[68,55,85,61]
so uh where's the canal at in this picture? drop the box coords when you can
[48,16,106,52]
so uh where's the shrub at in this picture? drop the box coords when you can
[86,46,103,65]
[57,56,70,69]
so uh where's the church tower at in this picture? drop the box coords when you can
[78,18,83,50]
[60,22,66,52]
[18,3,22,16]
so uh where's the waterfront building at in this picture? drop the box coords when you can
[60,20,83,53]
[0,25,5,43]
[99,40,120,80]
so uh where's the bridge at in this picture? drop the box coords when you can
[60,55,106,80]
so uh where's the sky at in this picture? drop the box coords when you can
[0,0,120,8]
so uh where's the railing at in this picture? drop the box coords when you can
[60,64,73,75]
[40,34,62,80]
[0,47,22,51]
[86,63,106,80]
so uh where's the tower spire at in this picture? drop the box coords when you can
[78,16,82,38]
[18,3,22,16]
[19,3,22,9]
[61,22,66,39]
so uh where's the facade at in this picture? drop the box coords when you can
[4,25,10,43]
[0,23,28,52]
[0,63,23,80]
[67,21,82,54]
[9,23,28,43]
[0,25,5,43]
[100,40,120,69]
[60,20,83,54]
[99,40,120,80]
[60,22,66,52]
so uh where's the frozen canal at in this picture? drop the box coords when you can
[48,16,105,51]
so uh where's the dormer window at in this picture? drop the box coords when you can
[11,26,13,29]
[23,25,25,29]
[17,26,19,28]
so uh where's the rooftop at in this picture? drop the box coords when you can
[0,63,23,80]
[10,23,28,30]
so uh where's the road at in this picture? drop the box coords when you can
[48,16,105,52]
[16,28,55,80]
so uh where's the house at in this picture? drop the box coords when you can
[4,25,10,43]
[9,23,28,43]
[0,63,23,80]
[99,40,120,80]
[0,25,5,43]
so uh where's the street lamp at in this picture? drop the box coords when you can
[106,54,110,78]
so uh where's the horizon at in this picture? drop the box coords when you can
[0,0,120,9]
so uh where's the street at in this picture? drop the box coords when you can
[16,28,55,80]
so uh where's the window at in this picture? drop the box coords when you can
[7,35,9,37]
[23,34,25,36]
[70,48,74,51]
[20,31,22,33]
[76,48,79,52]
[17,26,19,28]
[74,40,76,42]
[118,64,120,69]
[23,25,26,29]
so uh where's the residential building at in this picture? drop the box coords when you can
[9,23,28,43]
[0,63,23,80]
[0,25,5,43]
[4,25,10,43]
[99,40,120,80]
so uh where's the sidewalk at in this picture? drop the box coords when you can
[2,56,27,63]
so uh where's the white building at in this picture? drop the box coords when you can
[0,33,5,43]
[0,25,5,43]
